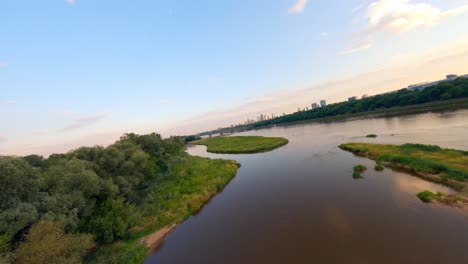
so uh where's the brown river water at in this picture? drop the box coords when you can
[145,109,468,264]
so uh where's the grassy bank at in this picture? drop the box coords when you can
[192,136,289,154]
[87,154,240,264]
[339,143,468,208]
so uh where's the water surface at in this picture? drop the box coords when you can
[146,110,468,264]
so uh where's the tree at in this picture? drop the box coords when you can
[15,222,94,264]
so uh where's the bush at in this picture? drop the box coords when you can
[353,165,367,173]
[375,164,384,171]
[352,172,364,179]
[15,222,94,264]
[366,134,377,138]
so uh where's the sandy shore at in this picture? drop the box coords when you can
[141,224,177,250]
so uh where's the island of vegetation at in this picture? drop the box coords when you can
[192,136,289,154]
[0,133,240,264]
[201,77,468,136]
[339,142,468,210]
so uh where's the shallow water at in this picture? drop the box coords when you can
[145,109,468,264]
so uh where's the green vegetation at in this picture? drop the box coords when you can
[192,136,289,154]
[353,164,367,173]
[250,77,468,128]
[339,143,468,193]
[352,172,364,179]
[416,191,465,206]
[366,134,377,138]
[375,163,384,171]
[0,133,240,264]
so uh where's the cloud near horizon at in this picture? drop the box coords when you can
[288,0,309,14]
[61,112,111,131]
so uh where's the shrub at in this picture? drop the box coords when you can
[375,164,384,171]
[353,165,367,173]
[366,134,377,138]
[352,172,364,179]
[15,222,94,264]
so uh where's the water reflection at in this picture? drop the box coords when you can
[146,109,468,264]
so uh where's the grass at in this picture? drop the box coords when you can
[417,190,464,205]
[339,142,468,193]
[87,155,240,264]
[366,134,377,138]
[192,136,289,154]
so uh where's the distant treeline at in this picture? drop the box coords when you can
[253,77,468,128]
[0,133,186,263]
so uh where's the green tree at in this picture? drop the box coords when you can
[15,222,94,264]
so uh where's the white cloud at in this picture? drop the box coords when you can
[363,0,468,34]
[288,0,308,14]
[320,32,329,37]
[1,100,17,104]
[61,112,111,131]
[339,39,373,55]
[159,99,171,104]
[65,0,76,5]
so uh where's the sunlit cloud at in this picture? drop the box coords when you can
[362,0,468,34]
[61,112,111,131]
[338,39,373,55]
[65,0,76,5]
[288,0,308,14]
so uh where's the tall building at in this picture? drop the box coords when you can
[320,100,326,107]
[311,103,319,109]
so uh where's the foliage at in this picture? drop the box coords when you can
[193,136,288,154]
[366,134,377,138]
[252,77,468,128]
[353,164,367,173]
[15,222,94,264]
[375,164,384,171]
[340,143,468,191]
[352,172,364,179]
[0,132,240,264]
[417,191,441,203]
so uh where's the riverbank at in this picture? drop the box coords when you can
[255,97,468,130]
[192,136,289,154]
[87,154,240,264]
[340,143,468,210]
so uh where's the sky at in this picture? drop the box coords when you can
[1,0,468,156]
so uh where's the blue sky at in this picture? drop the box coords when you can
[1,0,468,155]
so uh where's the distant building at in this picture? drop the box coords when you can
[311,103,319,109]
[408,74,462,91]
[446,74,458,80]
[320,100,326,107]
[348,96,357,102]
[361,94,368,99]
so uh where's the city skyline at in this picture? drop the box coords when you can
[2,0,468,156]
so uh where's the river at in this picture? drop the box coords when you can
[145,109,468,264]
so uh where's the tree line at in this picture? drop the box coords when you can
[0,133,185,264]
[253,77,468,128]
